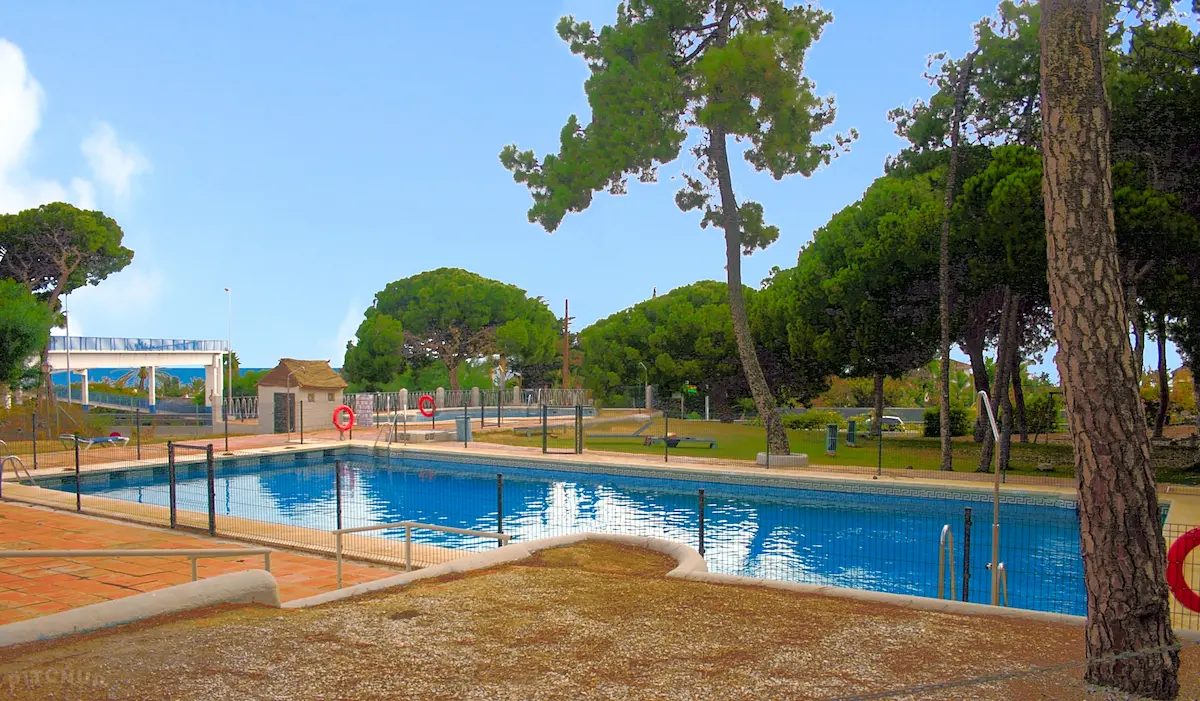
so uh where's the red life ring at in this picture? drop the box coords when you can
[1167,527,1200,612]
[418,394,436,417]
[332,404,355,432]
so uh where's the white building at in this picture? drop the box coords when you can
[256,359,347,433]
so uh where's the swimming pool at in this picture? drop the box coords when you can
[45,450,1084,615]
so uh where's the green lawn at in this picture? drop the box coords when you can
[476,417,1081,478]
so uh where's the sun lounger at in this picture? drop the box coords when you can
[59,434,130,450]
[585,421,652,440]
[643,436,717,449]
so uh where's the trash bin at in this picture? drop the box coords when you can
[455,416,473,442]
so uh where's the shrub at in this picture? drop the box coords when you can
[783,410,848,431]
[922,406,971,437]
[1026,393,1060,435]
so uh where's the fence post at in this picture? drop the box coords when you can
[206,444,216,536]
[135,407,142,460]
[877,425,883,477]
[698,488,706,557]
[31,414,37,470]
[73,434,81,512]
[497,473,504,535]
[575,405,583,454]
[664,409,669,463]
[542,404,548,454]
[335,460,343,531]
[962,507,972,603]
[463,405,469,449]
[765,416,771,469]
[498,387,503,427]
[300,401,304,445]
[168,441,177,529]
[480,400,484,429]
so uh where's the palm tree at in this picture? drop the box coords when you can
[114,367,173,393]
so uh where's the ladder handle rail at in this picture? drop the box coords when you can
[938,524,956,601]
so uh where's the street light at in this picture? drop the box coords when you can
[224,287,232,452]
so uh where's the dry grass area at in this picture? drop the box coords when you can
[3,542,1200,700]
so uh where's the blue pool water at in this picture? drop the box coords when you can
[48,452,1084,615]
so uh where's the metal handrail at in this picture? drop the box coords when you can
[938,524,956,601]
[986,561,1010,607]
[332,520,512,588]
[1,455,33,485]
[978,389,1003,607]
[0,548,272,582]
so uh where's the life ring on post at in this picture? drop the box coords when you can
[1167,526,1200,612]
[332,405,355,433]
[418,394,436,418]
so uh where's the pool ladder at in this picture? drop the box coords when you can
[0,440,34,485]
[938,523,1008,607]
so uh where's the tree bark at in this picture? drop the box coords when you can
[1012,349,1028,444]
[871,372,885,439]
[997,295,1021,473]
[446,362,460,391]
[939,51,978,471]
[709,127,788,453]
[1154,314,1170,438]
[1040,1,1178,695]
[964,323,992,443]
[978,289,1018,473]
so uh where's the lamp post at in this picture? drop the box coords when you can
[223,287,232,452]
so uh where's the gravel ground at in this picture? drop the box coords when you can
[2,542,1199,700]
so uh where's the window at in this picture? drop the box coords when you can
[327,392,334,401]
[307,393,315,403]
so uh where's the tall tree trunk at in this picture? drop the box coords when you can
[938,50,979,471]
[1040,1,1178,695]
[446,362,460,391]
[964,323,992,443]
[978,289,1018,472]
[940,50,979,470]
[707,3,787,454]
[710,127,788,454]
[1128,282,1145,382]
[871,372,885,439]
[1012,349,1029,443]
[1154,314,1169,438]
[997,295,1021,473]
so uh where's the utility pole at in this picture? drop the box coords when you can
[562,299,571,389]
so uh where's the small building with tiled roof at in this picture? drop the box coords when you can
[257,359,348,433]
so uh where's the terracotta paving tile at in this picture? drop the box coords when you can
[0,502,398,623]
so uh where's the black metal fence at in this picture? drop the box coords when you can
[6,441,1200,631]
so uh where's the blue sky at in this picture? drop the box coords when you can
[0,0,1182,376]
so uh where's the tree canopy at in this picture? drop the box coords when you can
[579,281,748,413]
[0,202,133,311]
[0,280,52,389]
[360,268,559,390]
[501,0,856,452]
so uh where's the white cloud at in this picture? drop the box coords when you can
[332,303,363,366]
[64,268,167,333]
[81,122,150,199]
[0,39,149,214]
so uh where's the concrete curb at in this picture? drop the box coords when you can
[0,570,281,648]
